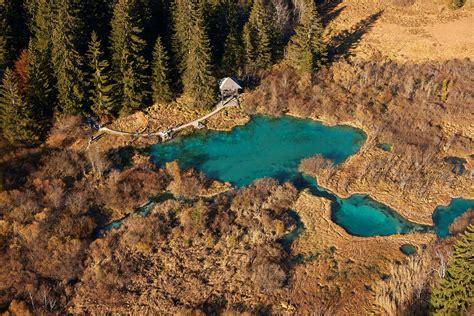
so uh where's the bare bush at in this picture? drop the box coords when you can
[449,209,474,235]
[299,155,335,181]
[374,251,433,315]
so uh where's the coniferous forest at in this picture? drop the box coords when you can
[0,0,326,146]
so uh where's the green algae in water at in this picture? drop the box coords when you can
[433,198,474,238]
[377,143,392,152]
[150,116,366,187]
[400,244,417,256]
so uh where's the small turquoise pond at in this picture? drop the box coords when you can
[433,199,474,238]
[377,143,392,152]
[400,244,417,256]
[147,116,470,238]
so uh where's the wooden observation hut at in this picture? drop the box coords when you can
[218,77,242,100]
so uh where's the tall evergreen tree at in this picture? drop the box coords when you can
[28,0,56,118]
[0,1,10,77]
[430,225,474,315]
[286,0,327,74]
[151,36,172,103]
[242,0,274,71]
[171,0,194,80]
[221,29,244,77]
[0,34,6,77]
[182,1,216,109]
[87,32,115,117]
[27,40,54,119]
[220,1,243,76]
[51,0,86,114]
[110,0,150,115]
[0,68,42,146]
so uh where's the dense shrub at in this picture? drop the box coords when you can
[448,0,465,9]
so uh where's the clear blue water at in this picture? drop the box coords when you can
[150,116,366,187]
[433,199,474,237]
[296,175,432,237]
[146,116,469,238]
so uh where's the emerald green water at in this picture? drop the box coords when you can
[295,175,432,236]
[150,116,365,187]
[400,244,417,256]
[148,116,470,238]
[433,199,474,237]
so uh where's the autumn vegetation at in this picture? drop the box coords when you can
[0,0,473,314]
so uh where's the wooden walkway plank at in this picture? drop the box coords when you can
[88,95,239,145]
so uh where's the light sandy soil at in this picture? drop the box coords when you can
[325,0,474,62]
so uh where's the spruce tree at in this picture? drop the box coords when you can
[28,41,55,120]
[286,0,327,74]
[242,0,274,71]
[110,0,150,115]
[430,224,474,315]
[0,2,10,76]
[171,0,194,79]
[28,0,56,119]
[51,0,86,114]
[87,32,115,117]
[220,2,243,76]
[221,29,244,76]
[151,36,173,103]
[0,34,6,77]
[182,1,216,109]
[0,68,42,146]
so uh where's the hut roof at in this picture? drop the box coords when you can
[219,77,242,92]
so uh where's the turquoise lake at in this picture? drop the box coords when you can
[150,116,366,186]
[147,116,470,238]
[433,199,474,237]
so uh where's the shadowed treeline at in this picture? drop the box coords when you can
[329,10,384,59]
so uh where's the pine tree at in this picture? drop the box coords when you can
[0,34,6,77]
[171,0,194,79]
[220,1,243,76]
[110,0,150,115]
[51,0,86,114]
[430,224,474,315]
[242,0,274,71]
[182,1,216,109]
[221,29,244,76]
[0,2,10,76]
[87,32,115,117]
[0,68,42,146]
[28,0,56,119]
[286,0,327,74]
[151,36,173,103]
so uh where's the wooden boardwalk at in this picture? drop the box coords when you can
[89,95,239,144]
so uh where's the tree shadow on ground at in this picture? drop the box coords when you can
[317,0,346,27]
[328,10,384,60]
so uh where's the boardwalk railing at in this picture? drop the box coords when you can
[88,95,239,145]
